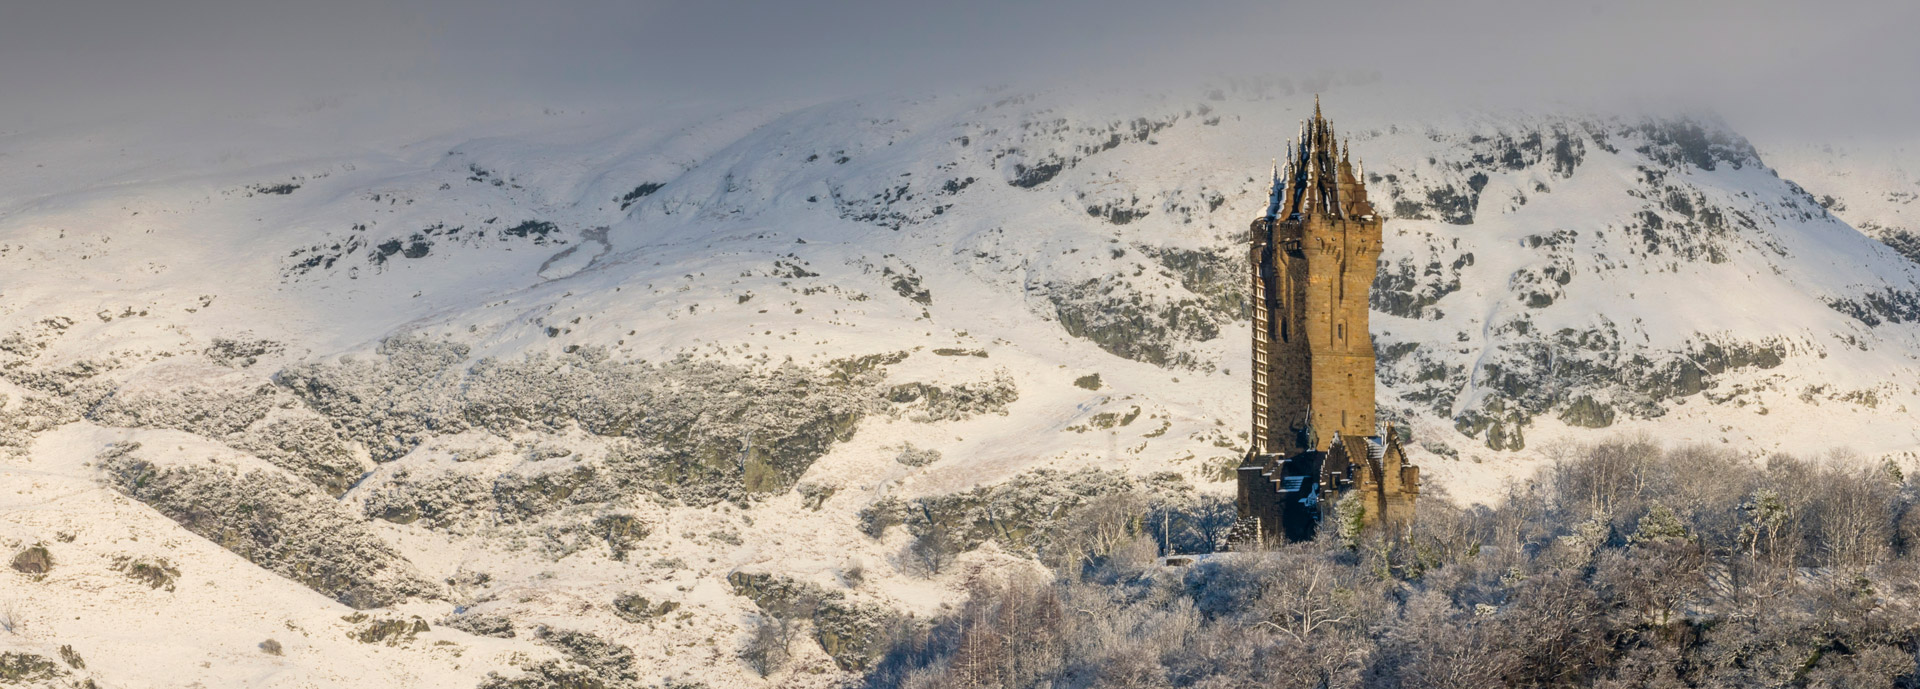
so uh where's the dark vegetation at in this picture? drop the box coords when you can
[612,593,679,623]
[112,555,180,591]
[0,653,64,683]
[9,544,51,575]
[866,439,1920,688]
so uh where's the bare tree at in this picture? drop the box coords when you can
[860,438,1920,689]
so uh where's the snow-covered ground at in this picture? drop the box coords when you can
[2,81,1918,687]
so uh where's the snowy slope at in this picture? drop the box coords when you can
[1764,138,1920,268]
[3,81,1919,687]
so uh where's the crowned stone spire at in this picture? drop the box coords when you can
[1266,158,1283,220]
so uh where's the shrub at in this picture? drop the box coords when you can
[893,444,941,467]
[612,593,679,623]
[443,613,515,638]
[589,514,650,561]
[348,616,430,645]
[8,545,50,575]
[112,556,180,591]
[742,615,794,677]
[798,482,838,510]
[864,439,1920,688]
[0,653,62,683]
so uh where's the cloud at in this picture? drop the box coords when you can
[2,0,1914,137]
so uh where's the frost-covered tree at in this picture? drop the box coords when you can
[866,440,1920,688]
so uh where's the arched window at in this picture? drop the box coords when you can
[1336,322,1345,340]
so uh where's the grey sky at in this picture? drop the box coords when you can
[2,0,1915,137]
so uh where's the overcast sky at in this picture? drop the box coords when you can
[3,0,1915,139]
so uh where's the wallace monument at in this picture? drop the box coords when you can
[1237,99,1421,543]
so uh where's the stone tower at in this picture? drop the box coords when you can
[1237,98,1418,543]
[1251,96,1381,455]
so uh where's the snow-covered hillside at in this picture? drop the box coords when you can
[1764,138,1920,274]
[3,81,1918,687]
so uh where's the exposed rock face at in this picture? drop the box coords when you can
[282,341,888,506]
[96,443,436,609]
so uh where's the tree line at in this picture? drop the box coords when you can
[861,438,1920,688]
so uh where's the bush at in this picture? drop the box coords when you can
[893,444,941,467]
[347,614,430,645]
[8,545,51,575]
[589,514,650,561]
[865,439,1920,688]
[276,335,470,462]
[742,615,794,677]
[225,416,369,496]
[612,593,678,623]
[0,653,63,683]
[88,383,277,439]
[258,639,283,656]
[799,482,838,510]
[112,556,180,591]
[443,613,515,638]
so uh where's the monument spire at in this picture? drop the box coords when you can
[1265,158,1283,220]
